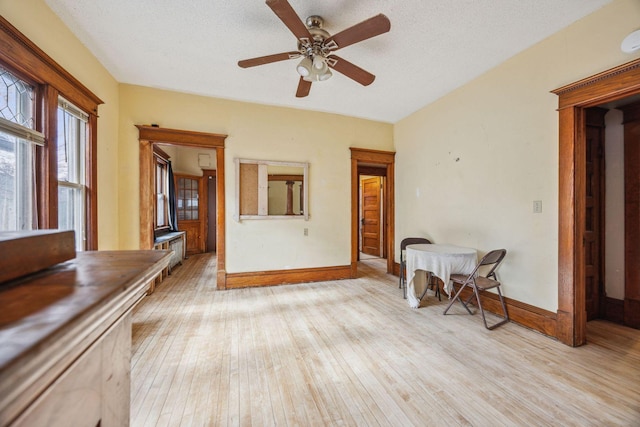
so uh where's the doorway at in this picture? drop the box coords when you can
[350,148,396,277]
[554,58,640,346]
[137,125,228,288]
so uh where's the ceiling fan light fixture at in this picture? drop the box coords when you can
[303,66,332,82]
[318,68,332,81]
[312,55,326,70]
[296,57,312,77]
[237,1,391,98]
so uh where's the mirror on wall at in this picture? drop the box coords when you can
[235,158,309,221]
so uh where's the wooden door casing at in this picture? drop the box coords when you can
[584,108,606,321]
[204,170,217,253]
[621,102,640,329]
[552,58,640,346]
[361,177,382,256]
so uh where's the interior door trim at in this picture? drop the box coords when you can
[137,125,228,288]
[552,58,640,346]
[350,147,395,277]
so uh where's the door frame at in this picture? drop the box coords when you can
[203,169,217,253]
[137,125,228,288]
[553,58,640,346]
[350,148,395,277]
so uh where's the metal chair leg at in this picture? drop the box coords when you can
[476,286,509,330]
[443,282,473,315]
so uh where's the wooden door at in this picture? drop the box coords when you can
[622,102,640,328]
[361,177,381,256]
[176,174,205,255]
[585,108,606,321]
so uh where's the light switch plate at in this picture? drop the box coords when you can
[533,200,542,213]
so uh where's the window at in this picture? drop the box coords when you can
[57,98,87,250]
[0,17,102,248]
[0,66,41,231]
[177,177,199,221]
[154,154,169,230]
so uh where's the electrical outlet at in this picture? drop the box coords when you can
[533,200,542,213]
[304,228,308,236]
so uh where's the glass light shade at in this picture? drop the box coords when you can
[296,57,312,77]
[318,68,332,81]
[302,67,332,82]
[312,56,326,70]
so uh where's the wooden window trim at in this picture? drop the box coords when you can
[0,16,103,249]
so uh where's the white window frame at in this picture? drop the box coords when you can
[57,97,88,250]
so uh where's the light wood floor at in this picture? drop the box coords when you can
[131,254,640,426]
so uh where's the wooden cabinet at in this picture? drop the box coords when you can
[0,248,171,426]
[12,316,130,427]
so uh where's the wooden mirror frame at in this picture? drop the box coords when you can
[234,158,309,221]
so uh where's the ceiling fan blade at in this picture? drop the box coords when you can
[324,14,391,51]
[327,55,375,86]
[238,51,301,68]
[296,77,311,98]
[266,0,312,42]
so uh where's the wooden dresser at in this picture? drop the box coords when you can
[0,233,171,426]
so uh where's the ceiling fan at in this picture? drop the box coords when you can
[238,0,391,98]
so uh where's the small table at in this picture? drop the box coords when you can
[405,244,477,308]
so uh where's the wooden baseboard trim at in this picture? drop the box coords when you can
[603,296,624,324]
[624,298,640,328]
[393,264,557,336]
[393,261,401,277]
[217,269,227,290]
[225,265,352,289]
[449,285,558,338]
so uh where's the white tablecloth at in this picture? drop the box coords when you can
[405,244,477,308]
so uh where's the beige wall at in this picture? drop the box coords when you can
[161,145,217,177]
[394,0,640,311]
[118,85,393,272]
[0,0,121,249]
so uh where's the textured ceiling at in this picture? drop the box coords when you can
[45,0,612,123]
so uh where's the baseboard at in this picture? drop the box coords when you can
[393,261,401,277]
[225,265,352,289]
[603,296,624,324]
[216,269,227,290]
[445,284,558,338]
[624,298,640,328]
[392,265,557,337]
[227,263,557,337]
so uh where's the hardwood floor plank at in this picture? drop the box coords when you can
[130,255,640,426]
